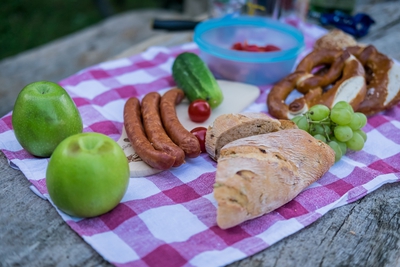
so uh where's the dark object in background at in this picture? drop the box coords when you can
[94,0,183,18]
[319,11,375,38]
[309,0,356,15]
[153,19,199,31]
[94,0,115,17]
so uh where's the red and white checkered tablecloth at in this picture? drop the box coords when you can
[1,20,400,267]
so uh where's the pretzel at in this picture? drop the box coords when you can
[267,50,366,119]
[295,49,343,92]
[345,45,400,115]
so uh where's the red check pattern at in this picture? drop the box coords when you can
[1,20,400,267]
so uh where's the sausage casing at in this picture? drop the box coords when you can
[160,88,201,158]
[123,97,175,170]
[141,92,185,167]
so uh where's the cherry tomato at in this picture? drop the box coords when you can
[190,127,207,153]
[188,99,211,123]
[244,44,260,52]
[231,41,281,52]
[231,42,243,50]
[264,44,281,52]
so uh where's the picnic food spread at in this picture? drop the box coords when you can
[3,7,400,265]
[8,27,400,229]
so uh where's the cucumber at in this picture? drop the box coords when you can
[172,52,224,109]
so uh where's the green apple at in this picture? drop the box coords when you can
[46,132,130,218]
[12,81,83,157]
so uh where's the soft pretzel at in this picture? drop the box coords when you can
[267,50,366,119]
[295,49,343,93]
[345,45,400,115]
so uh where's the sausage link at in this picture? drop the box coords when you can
[160,88,201,158]
[123,97,175,170]
[141,92,185,167]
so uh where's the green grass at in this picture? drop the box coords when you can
[0,0,178,60]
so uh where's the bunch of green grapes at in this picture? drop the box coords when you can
[292,101,368,162]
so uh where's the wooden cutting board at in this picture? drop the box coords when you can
[117,80,260,177]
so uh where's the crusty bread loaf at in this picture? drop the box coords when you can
[278,119,298,130]
[205,113,281,161]
[214,129,335,229]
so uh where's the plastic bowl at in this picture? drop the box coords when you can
[194,16,305,85]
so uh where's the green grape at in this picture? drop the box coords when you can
[334,125,353,142]
[337,141,347,156]
[310,123,332,137]
[346,132,365,151]
[308,104,330,121]
[328,141,343,162]
[313,134,327,143]
[322,124,333,136]
[330,108,353,125]
[357,112,368,128]
[309,124,323,135]
[291,115,302,125]
[330,136,347,155]
[348,113,364,130]
[297,116,310,132]
[354,129,367,142]
[332,101,353,112]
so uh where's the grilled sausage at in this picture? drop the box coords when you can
[160,88,201,158]
[123,97,175,170]
[141,92,185,167]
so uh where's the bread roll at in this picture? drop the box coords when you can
[314,29,357,50]
[214,129,335,229]
[205,113,281,161]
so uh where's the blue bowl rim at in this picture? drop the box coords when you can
[194,15,305,63]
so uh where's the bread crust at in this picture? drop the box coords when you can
[278,119,298,130]
[205,113,281,161]
[214,129,335,229]
[314,29,357,50]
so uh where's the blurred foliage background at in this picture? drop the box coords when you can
[0,0,183,61]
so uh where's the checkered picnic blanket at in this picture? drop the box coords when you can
[1,20,400,267]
